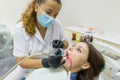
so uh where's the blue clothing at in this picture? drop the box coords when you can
[70,73,77,80]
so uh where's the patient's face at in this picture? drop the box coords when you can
[63,42,89,72]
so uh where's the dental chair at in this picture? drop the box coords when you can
[0,24,13,58]
[0,24,15,77]
[93,41,120,80]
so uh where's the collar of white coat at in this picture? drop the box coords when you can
[35,24,53,43]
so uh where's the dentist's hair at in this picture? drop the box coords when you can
[21,0,61,37]
[77,42,105,80]
[36,0,62,5]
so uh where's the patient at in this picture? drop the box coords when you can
[26,42,105,80]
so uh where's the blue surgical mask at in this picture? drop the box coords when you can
[37,12,54,28]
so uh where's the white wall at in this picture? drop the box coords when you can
[58,0,120,33]
[0,0,30,25]
[0,0,120,33]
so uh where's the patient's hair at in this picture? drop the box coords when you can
[21,0,61,37]
[77,42,105,80]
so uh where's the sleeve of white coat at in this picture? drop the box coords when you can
[13,25,29,57]
[58,21,68,41]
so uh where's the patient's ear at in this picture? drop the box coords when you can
[81,62,90,69]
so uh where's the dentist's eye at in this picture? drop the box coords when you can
[46,11,51,15]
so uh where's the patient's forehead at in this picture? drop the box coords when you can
[76,42,87,48]
[76,42,89,53]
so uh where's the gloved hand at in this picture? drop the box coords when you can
[52,39,64,48]
[42,55,65,68]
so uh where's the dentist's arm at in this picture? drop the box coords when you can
[16,57,43,69]
[16,55,65,69]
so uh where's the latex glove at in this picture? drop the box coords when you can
[52,39,64,48]
[42,55,65,68]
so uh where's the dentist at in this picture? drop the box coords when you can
[4,0,68,80]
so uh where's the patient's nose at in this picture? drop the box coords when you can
[69,47,73,51]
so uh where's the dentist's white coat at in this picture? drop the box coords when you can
[4,20,67,80]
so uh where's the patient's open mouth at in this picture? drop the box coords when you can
[66,51,69,59]
[63,51,69,59]
[60,48,69,59]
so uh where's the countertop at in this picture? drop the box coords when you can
[64,26,120,46]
